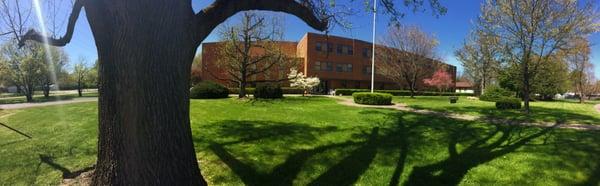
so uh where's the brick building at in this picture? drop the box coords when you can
[201,32,456,93]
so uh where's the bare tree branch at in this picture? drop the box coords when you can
[195,0,328,44]
[18,0,84,47]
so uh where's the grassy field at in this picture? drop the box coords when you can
[393,96,600,125]
[0,92,98,105]
[0,97,599,185]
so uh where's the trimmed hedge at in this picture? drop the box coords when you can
[480,85,514,102]
[336,89,473,97]
[353,92,393,105]
[495,97,522,110]
[254,83,283,99]
[228,87,304,95]
[190,81,229,99]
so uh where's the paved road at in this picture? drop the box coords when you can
[0,97,97,110]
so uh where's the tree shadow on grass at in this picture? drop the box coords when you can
[307,127,380,186]
[207,126,378,186]
[201,108,591,185]
[411,103,600,125]
[577,161,600,186]
[38,154,94,179]
[196,120,339,146]
[405,122,558,185]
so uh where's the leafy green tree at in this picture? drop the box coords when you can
[0,40,45,102]
[478,0,598,113]
[73,58,90,97]
[498,56,570,100]
[455,31,501,96]
[39,47,68,98]
[533,57,570,100]
[565,38,594,103]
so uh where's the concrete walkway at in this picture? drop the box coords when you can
[329,96,600,131]
[0,97,97,110]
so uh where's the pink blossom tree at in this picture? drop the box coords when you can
[424,69,454,92]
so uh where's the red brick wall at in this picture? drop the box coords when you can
[201,42,300,87]
[200,33,457,91]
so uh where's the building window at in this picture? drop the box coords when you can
[316,43,322,51]
[317,61,333,71]
[314,61,321,71]
[327,43,333,53]
[325,62,333,71]
[347,46,354,55]
[336,64,344,72]
[336,63,353,72]
[337,44,343,54]
[363,48,370,58]
[363,65,372,75]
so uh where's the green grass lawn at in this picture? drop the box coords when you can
[393,96,600,125]
[1,97,599,185]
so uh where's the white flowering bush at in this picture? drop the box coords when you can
[288,69,320,96]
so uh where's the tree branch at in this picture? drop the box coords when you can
[18,0,84,47]
[195,0,327,43]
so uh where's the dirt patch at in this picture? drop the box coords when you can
[595,104,600,113]
[60,170,94,186]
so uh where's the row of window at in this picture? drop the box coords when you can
[314,61,372,74]
[315,42,371,58]
[315,61,353,72]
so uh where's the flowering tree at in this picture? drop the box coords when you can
[424,69,453,92]
[288,69,320,96]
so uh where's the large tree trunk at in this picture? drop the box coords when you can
[239,81,247,98]
[85,1,205,185]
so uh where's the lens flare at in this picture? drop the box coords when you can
[32,0,60,91]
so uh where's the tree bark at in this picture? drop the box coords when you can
[239,78,247,98]
[77,82,83,97]
[25,91,33,102]
[84,1,205,185]
[523,59,530,113]
[43,84,50,98]
[15,84,22,94]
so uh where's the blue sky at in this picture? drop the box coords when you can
[60,0,600,77]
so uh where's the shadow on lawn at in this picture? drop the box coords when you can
[405,122,558,185]
[202,111,599,185]
[39,154,94,179]
[578,162,600,186]
[411,104,600,124]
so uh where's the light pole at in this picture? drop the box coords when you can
[370,0,377,93]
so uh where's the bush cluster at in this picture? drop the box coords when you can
[228,87,304,95]
[336,89,473,97]
[352,92,393,105]
[254,83,283,99]
[480,85,514,102]
[495,97,522,110]
[190,81,229,99]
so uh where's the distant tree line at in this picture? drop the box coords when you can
[456,0,600,111]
